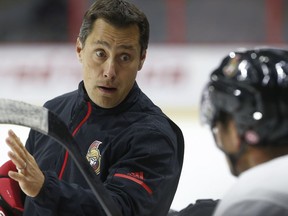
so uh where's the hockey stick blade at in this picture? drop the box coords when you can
[0,99,122,216]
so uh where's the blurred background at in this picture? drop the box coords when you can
[1,0,287,43]
[0,0,288,211]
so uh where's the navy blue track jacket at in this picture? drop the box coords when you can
[24,81,184,216]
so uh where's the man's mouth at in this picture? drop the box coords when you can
[98,86,117,93]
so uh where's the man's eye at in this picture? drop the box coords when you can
[96,50,106,58]
[120,54,130,62]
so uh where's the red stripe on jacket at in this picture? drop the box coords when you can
[114,173,153,195]
[58,101,92,179]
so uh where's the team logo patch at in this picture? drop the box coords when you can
[86,140,102,175]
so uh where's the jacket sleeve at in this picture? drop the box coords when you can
[28,171,106,216]
[101,126,184,216]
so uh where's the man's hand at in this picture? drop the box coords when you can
[6,129,44,197]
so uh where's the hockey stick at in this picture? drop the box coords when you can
[0,99,122,216]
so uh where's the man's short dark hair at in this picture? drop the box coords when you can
[79,0,149,55]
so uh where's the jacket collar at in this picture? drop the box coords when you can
[77,81,140,115]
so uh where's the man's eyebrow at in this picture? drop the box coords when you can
[118,44,135,50]
[93,40,136,51]
[94,40,110,48]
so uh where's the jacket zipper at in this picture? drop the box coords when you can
[58,101,92,180]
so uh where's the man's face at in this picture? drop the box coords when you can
[213,119,241,176]
[213,120,238,153]
[76,18,145,108]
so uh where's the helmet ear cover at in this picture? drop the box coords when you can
[201,48,288,146]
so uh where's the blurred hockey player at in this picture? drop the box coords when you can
[201,48,288,216]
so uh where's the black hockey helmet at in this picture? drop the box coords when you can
[201,48,288,146]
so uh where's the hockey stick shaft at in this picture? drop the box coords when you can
[0,99,122,216]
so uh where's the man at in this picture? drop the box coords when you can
[200,48,288,215]
[3,0,184,215]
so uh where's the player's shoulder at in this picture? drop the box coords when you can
[43,89,78,110]
[214,198,288,216]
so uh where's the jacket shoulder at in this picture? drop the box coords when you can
[43,90,78,111]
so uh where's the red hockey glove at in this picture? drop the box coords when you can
[0,160,24,216]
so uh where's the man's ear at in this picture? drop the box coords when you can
[138,50,147,70]
[76,38,83,63]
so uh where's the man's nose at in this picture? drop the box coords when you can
[103,60,116,79]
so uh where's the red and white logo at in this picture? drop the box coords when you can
[86,140,102,175]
